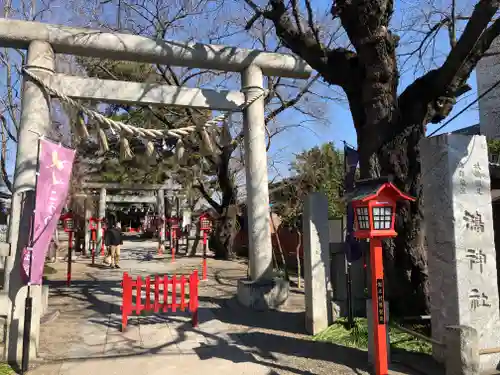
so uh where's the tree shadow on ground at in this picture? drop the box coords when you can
[41,276,441,375]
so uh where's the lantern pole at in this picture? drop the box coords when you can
[176,196,180,256]
[66,229,73,286]
[202,225,207,281]
[370,237,388,375]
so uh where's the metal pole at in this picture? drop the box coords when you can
[346,260,354,327]
[66,231,73,286]
[370,238,388,375]
[21,136,42,374]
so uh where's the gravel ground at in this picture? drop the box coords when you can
[36,242,443,375]
[196,260,443,375]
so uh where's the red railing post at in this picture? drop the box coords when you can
[190,270,199,327]
[162,276,169,312]
[136,276,143,315]
[180,275,186,311]
[145,276,151,311]
[154,275,160,313]
[121,272,199,328]
[121,272,133,332]
[172,275,177,312]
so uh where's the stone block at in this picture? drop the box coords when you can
[420,134,500,372]
[41,285,49,316]
[366,299,390,365]
[444,325,479,375]
[6,284,43,361]
[303,192,333,335]
[237,278,289,311]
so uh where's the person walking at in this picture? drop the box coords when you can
[104,222,123,269]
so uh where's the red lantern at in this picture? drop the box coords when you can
[351,181,414,239]
[169,217,179,229]
[61,212,75,233]
[348,178,414,375]
[89,217,98,231]
[199,214,211,232]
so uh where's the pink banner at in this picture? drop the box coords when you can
[21,139,75,285]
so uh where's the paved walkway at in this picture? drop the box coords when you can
[30,240,271,375]
[28,238,441,375]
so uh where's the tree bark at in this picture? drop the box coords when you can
[211,204,239,259]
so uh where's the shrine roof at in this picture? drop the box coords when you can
[343,177,415,203]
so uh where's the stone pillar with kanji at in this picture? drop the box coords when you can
[420,133,500,372]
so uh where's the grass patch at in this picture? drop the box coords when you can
[313,317,432,355]
[0,363,14,374]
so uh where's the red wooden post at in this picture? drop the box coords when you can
[180,275,186,311]
[91,229,96,265]
[154,275,160,313]
[171,229,176,263]
[202,230,207,281]
[162,276,169,312]
[190,270,199,327]
[145,276,151,311]
[370,238,388,375]
[66,231,73,286]
[136,276,143,315]
[121,273,133,332]
[172,275,177,312]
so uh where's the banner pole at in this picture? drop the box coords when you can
[21,137,42,375]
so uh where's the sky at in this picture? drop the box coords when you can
[1,0,482,184]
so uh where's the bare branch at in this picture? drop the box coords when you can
[195,179,222,213]
[0,115,12,192]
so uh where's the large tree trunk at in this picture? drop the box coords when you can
[377,126,429,317]
[210,204,239,259]
[351,56,431,317]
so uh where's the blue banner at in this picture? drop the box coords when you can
[344,144,361,262]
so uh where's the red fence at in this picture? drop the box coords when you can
[120,270,199,331]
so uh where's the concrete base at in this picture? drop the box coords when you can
[6,284,43,362]
[237,278,289,311]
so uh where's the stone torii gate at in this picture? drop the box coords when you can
[0,18,311,363]
[79,182,183,252]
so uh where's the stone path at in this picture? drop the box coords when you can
[29,240,271,375]
[27,238,442,375]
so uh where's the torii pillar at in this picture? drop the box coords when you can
[96,187,106,251]
[236,65,289,310]
[157,189,166,253]
[3,41,53,364]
